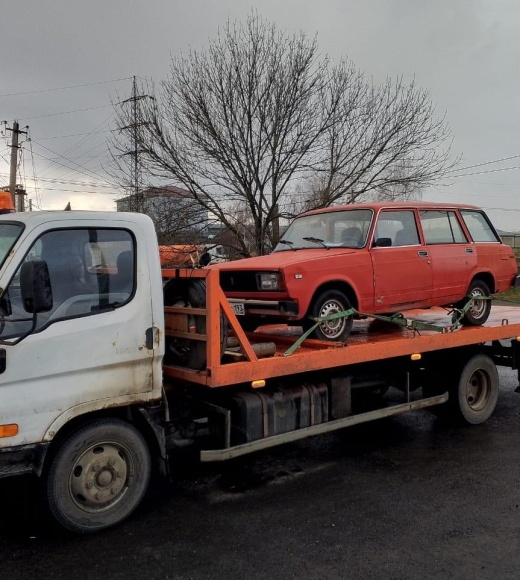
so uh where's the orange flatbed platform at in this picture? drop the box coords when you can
[162,269,520,388]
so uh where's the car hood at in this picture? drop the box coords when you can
[209,248,359,271]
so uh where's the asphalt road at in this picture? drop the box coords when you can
[2,367,520,580]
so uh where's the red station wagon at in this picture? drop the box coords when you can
[211,202,519,341]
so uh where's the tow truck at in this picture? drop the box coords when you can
[0,211,519,533]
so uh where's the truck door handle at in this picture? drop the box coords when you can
[146,327,160,350]
[418,250,428,257]
[465,248,474,254]
[0,349,5,374]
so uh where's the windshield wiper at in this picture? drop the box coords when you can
[302,237,329,249]
[278,239,297,251]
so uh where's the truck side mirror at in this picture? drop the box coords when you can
[20,260,53,313]
[373,237,392,248]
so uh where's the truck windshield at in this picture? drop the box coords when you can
[0,223,23,268]
[273,209,373,251]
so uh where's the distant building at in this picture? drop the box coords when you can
[116,185,208,244]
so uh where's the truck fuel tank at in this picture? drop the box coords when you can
[229,382,329,445]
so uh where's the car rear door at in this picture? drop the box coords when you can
[418,210,477,302]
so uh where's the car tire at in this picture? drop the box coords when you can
[308,289,353,341]
[459,279,491,326]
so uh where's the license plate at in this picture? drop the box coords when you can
[231,302,245,316]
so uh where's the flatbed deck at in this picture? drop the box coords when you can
[162,269,520,388]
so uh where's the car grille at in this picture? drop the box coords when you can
[219,271,258,292]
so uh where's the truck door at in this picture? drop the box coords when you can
[0,225,158,447]
[370,209,433,310]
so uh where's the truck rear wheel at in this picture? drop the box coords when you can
[45,419,151,533]
[454,353,499,424]
[425,353,498,424]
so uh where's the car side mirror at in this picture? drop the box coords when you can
[20,260,53,313]
[373,237,392,248]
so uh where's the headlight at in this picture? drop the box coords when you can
[257,272,282,290]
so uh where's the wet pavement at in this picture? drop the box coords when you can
[2,367,520,579]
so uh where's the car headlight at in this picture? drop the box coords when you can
[257,272,282,290]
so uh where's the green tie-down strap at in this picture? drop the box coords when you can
[283,296,494,357]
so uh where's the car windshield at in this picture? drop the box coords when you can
[0,223,23,269]
[274,209,373,251]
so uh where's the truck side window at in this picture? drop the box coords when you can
[0,228,135,339]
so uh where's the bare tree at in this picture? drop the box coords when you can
[110,13,456,256]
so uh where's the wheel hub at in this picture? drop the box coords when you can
[69,443,131,511]
[465,369,490,411]
[318,299,347,339]
[468,289,486,318]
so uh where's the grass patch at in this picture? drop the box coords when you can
[494,287,520,305]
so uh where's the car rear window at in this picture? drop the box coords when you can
[419,211,467,244]
[460,210,500,242]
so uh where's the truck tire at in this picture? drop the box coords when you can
[308,289,353,341]
[453,353,499,424]
[163,279,227,370]
[425,353,498,425]
[459,280,491,326]
[45,419,151,534]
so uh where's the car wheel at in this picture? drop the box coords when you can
[309,289,353,341]
[460,279,491,326]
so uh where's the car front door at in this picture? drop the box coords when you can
[370,209,433,311]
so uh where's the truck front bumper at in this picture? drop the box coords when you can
[0,442,49,479]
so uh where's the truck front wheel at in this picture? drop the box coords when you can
[45,419,151,533]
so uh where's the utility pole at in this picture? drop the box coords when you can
[6,121,28,211]
[121,77,152,213]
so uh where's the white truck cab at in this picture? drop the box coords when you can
[0,212,164,487]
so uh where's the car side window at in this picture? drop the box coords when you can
[0,228,135,339]
[460,210,500,242]
[374,211,419,246]
[419,211,467,244]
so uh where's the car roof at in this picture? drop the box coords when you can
[299,201,481,218]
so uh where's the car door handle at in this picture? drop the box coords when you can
[418,250,429,257]
[465,248,474,254]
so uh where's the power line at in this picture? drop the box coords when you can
[21,103,114,121]
[23,186,116,195]
[447,154,520,174]
[0,172,115,189]
[450,165,520,179]
[0,77,132,98]
[36,129,111,141]
[29,147,116,187]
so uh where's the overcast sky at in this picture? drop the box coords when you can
[2,1,519,231]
